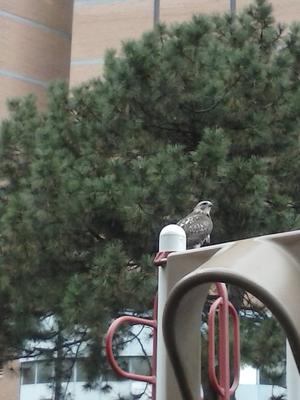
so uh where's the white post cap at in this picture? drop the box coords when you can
[159,224,186,252]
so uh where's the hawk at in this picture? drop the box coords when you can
[177,200,213,249]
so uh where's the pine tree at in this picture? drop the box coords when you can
[0,1,299,398]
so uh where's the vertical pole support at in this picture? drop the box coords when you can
[287,340,300,400]
[154,0,160,26]
[154,225,186,400]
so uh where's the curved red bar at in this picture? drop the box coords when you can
[229,302,240,395]
[208,297,225,396]
[208,283,240,400]
[105,315,157,385]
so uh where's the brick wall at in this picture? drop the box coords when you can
[0,0,73,118]
[70,0,300,86]
[0,361,20,400]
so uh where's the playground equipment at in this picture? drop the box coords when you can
[106,227,300,400]
[105,296,158,399]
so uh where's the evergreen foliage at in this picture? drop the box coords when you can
[0,0,299,398]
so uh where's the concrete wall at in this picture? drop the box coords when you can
[0,0,74,118]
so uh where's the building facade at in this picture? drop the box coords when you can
[14,332,287,400]
[20,325,154,400]
[0,0,73,118]
[1,0,300,117]
[69,0,300,86]
[0,361,20,400]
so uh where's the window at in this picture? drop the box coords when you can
[21,359,75,385]
[21,356,152,386]
[21,362,36,384]
[62,359,74,382]
[76,359,88,382]
[103,368,126,382]
[37,359,74,383]
[102,356,152,382]
[259,365,286,387]
[102,357,128,382]
[37,361,53,384]
[129,356,152,376]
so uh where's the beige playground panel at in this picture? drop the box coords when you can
[161,230,300,400]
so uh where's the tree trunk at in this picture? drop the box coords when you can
[54,329,64,400]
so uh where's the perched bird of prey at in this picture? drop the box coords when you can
[177,200,213,249]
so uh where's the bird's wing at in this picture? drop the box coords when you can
[178,212,213,248]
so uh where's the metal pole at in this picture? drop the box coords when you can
[287,341,300,400]
[154,0,160,26]
[154,225,186,400]
[230,0,236,14]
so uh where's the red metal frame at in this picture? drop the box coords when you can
[208,283,240,400]
[105,295,158,399]
[153,251,170,267]
[106,248,240,400]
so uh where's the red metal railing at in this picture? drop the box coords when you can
[106,251,239,400]
[105,295,158,399]
[208,283,240,400]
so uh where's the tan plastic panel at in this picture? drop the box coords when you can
[162,230,300,400]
